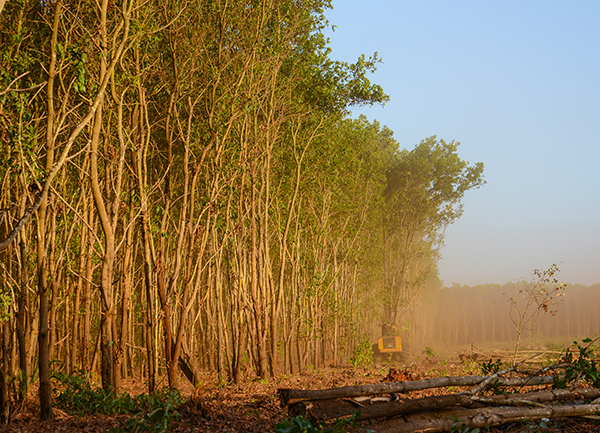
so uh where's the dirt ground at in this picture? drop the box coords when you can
[2,357,599,432]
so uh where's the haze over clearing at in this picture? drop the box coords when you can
[325,0,600,287]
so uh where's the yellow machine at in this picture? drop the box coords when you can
[373,324,403,360]
[377,335,402,353]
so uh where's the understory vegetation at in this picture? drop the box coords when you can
[14,337,600,432]
[52,370,184,433]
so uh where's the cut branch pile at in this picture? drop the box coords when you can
[277,364,600,432]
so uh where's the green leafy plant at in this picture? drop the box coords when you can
[0,291,13,322]
[110,389,184,433]
[52,370,136,415]
[424,346,437,358]
[275,416,315,433]
[52,370,184,433]
[554,338,599,389]
[478,359,506,395]
[349,338,374,368]
[480,358,503,375]
[274,414,363,433]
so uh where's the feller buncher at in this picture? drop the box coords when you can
[372,324,403,361]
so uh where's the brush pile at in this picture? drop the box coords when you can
[277,341,600,432]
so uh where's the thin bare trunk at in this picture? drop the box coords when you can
[16,238,29,401]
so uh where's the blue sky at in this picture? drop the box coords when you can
[324,1,600,286]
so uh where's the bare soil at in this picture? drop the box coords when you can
[2,358,598,432]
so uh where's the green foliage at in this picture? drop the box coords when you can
[554,338,600,389]
[110,390,183,433]
[480,358,503,375]
[382,136,485,326]
[275,416,316,433]
[0,291,12,322]
[68,44,89,93]
[52,370,137,415]
[52,370,184,433]
[423,346,437,358]
[385,136,485,229]
[274,414,363,433]
[349,338,373,368]
[479,358,504,395]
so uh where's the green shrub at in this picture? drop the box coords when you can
[52,370,185,433]
[110,390,183,433]
[51,370,137,415]
[275,414,361,433]
[554,338,600,389]
[423,346,437,358]
[349,338,373,368]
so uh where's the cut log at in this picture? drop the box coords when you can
[278,374,559,406]
[325,388,600,422]
[373,402,600,433]
[473,388,600,406]
[342,394,474,422]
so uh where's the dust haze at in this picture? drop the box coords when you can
[391,282,600,358]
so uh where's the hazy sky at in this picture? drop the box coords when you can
[324,1,600,287]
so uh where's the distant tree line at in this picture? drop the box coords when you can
[411,282,600,353]
[0,0,484,420]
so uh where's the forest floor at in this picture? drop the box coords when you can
[2,355,599,433]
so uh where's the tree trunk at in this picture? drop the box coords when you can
[70,219,84,371]
[90,99,116,393]
[81,204,94,370]
[134,138,156,393]
[88,0,117,394]
[156,261,175,385]
[37,250,52,420]
[0,307,11,423]
[143,263,156,393]
[48,210,58,361]
[16,239,29,401]
[117,194,135,385]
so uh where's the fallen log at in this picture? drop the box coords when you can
[325,388,600,422]
[342,394,474,422]
[278,374,559,406]
[467,362,522,395]
[473,388,600,407]
[373,402,600,433]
